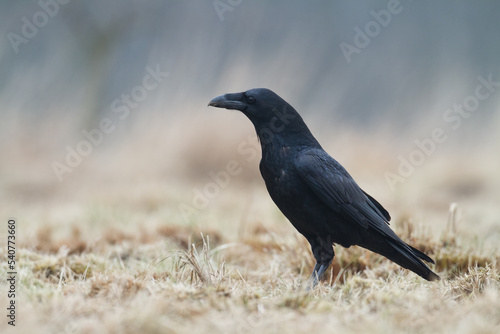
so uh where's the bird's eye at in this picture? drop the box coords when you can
[247,96,256,104]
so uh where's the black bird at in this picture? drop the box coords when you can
[208,88,440,286]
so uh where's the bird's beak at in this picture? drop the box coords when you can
[208,94,246,111]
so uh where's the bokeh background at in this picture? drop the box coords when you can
[1,2,500,333]
[1,0,500,246]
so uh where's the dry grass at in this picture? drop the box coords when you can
[1,118,500,333]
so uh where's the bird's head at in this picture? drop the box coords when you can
[208,88,286,123]
[208,88,317,147]
[208,88,318,146]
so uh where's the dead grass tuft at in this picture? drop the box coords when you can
[178,234,227,286]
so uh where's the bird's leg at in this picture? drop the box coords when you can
[308,262,331,289]
[306,238,334,290]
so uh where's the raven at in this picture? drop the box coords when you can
[208,88,439,286]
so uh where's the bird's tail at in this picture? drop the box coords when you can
[362,237,440,281]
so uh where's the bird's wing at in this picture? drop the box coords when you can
[361,190,391,222]
[295,148,391,234]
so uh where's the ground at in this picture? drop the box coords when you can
[1,117,499,333]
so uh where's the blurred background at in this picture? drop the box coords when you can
[1,1,499,245]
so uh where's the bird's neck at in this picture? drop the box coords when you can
[254,120,320,152]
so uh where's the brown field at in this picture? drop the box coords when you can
[1,115,500,333]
